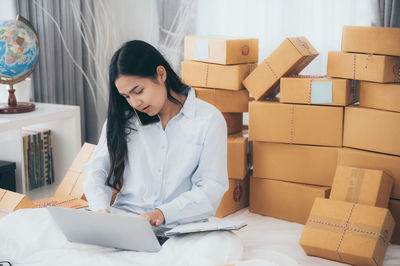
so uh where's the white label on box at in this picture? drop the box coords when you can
[194,39,209,60]
[311,81,333,103]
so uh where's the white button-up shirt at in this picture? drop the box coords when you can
[83,88,228,225]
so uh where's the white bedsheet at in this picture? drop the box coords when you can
[0,207,399,266]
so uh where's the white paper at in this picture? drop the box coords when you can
[165,220,247,236]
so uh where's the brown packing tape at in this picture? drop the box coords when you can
[264,59,279,82]
[291,37,314,55]
[0,189,6,202]
[213,89,216,106]
[352,53,400,82]
[289,38,316,74]
[204,64,209,87]
[289,104,294,144]
[307,203,390,262]
[345,168,364,203]
[34,196,88,209]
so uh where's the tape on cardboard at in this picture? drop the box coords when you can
[345,168,364,203]
[307,203,390,262]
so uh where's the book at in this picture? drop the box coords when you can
[21,128,54,192]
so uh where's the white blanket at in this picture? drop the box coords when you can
[1,208,399,266]
[0,208,243,266]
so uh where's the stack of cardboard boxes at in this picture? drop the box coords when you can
[243,37,347,224]
[0,143,94,217]
[300,165,395,265]
[182,36,258,217]
[326,26,400,246]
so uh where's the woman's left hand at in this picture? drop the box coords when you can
[140,208,165,226]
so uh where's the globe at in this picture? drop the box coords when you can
[0,15,39,113]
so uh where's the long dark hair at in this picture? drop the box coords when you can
[106,40,189,191]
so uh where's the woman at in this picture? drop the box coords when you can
[83,40,228,227]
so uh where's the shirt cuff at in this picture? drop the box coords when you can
[87,198,111,212]
[157,201,180,225]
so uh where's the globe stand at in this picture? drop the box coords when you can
[0,83,35,114]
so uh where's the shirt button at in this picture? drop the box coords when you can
[161,145,165,150]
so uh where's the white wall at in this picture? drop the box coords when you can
[0,0,17,20]
[195,0,376,76]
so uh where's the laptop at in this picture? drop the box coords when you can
[47,206,163,252]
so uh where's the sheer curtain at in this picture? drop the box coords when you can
[374,0,400,27]
[15,0,160,143]
[157,0,197,73]
[194,0,375,75]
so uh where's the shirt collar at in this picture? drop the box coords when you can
[179,87,196,119]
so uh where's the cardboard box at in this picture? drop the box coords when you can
[389,199,400,245]
[342,25,400,57]
[33,194,88,209]
[181,61,257,91]
[250,177,330,224]
[215,175,249,218]
[330,165,393,208]
[227,132,249,179]
[243,37,318,100]
[195,87,249,112]
[54,142,96,199]
[249,101,343,147]
[280,76,359,106]
[253,142,338,186]
[343,106,400,156]
[0,188,35,218]
[359,81,400,113]
[300,198,395,266]
[337,147,400,200]
[223,113,243,135]
[184,36,259,65]
[327,51,400,83]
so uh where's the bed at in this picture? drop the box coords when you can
[0,207,399,266]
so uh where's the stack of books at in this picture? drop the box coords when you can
[22,129,54,191]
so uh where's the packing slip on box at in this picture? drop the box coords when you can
[280,76,359,106]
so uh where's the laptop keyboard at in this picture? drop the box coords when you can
[157,236,169,246]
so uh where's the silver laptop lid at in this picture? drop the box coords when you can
[48,206,161,252]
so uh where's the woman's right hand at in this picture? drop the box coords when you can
[98,209,110,213]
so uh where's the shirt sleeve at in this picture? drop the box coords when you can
[83,121,113,211]
[157,111,228,225]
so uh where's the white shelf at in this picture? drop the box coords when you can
[0,102,81,194]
